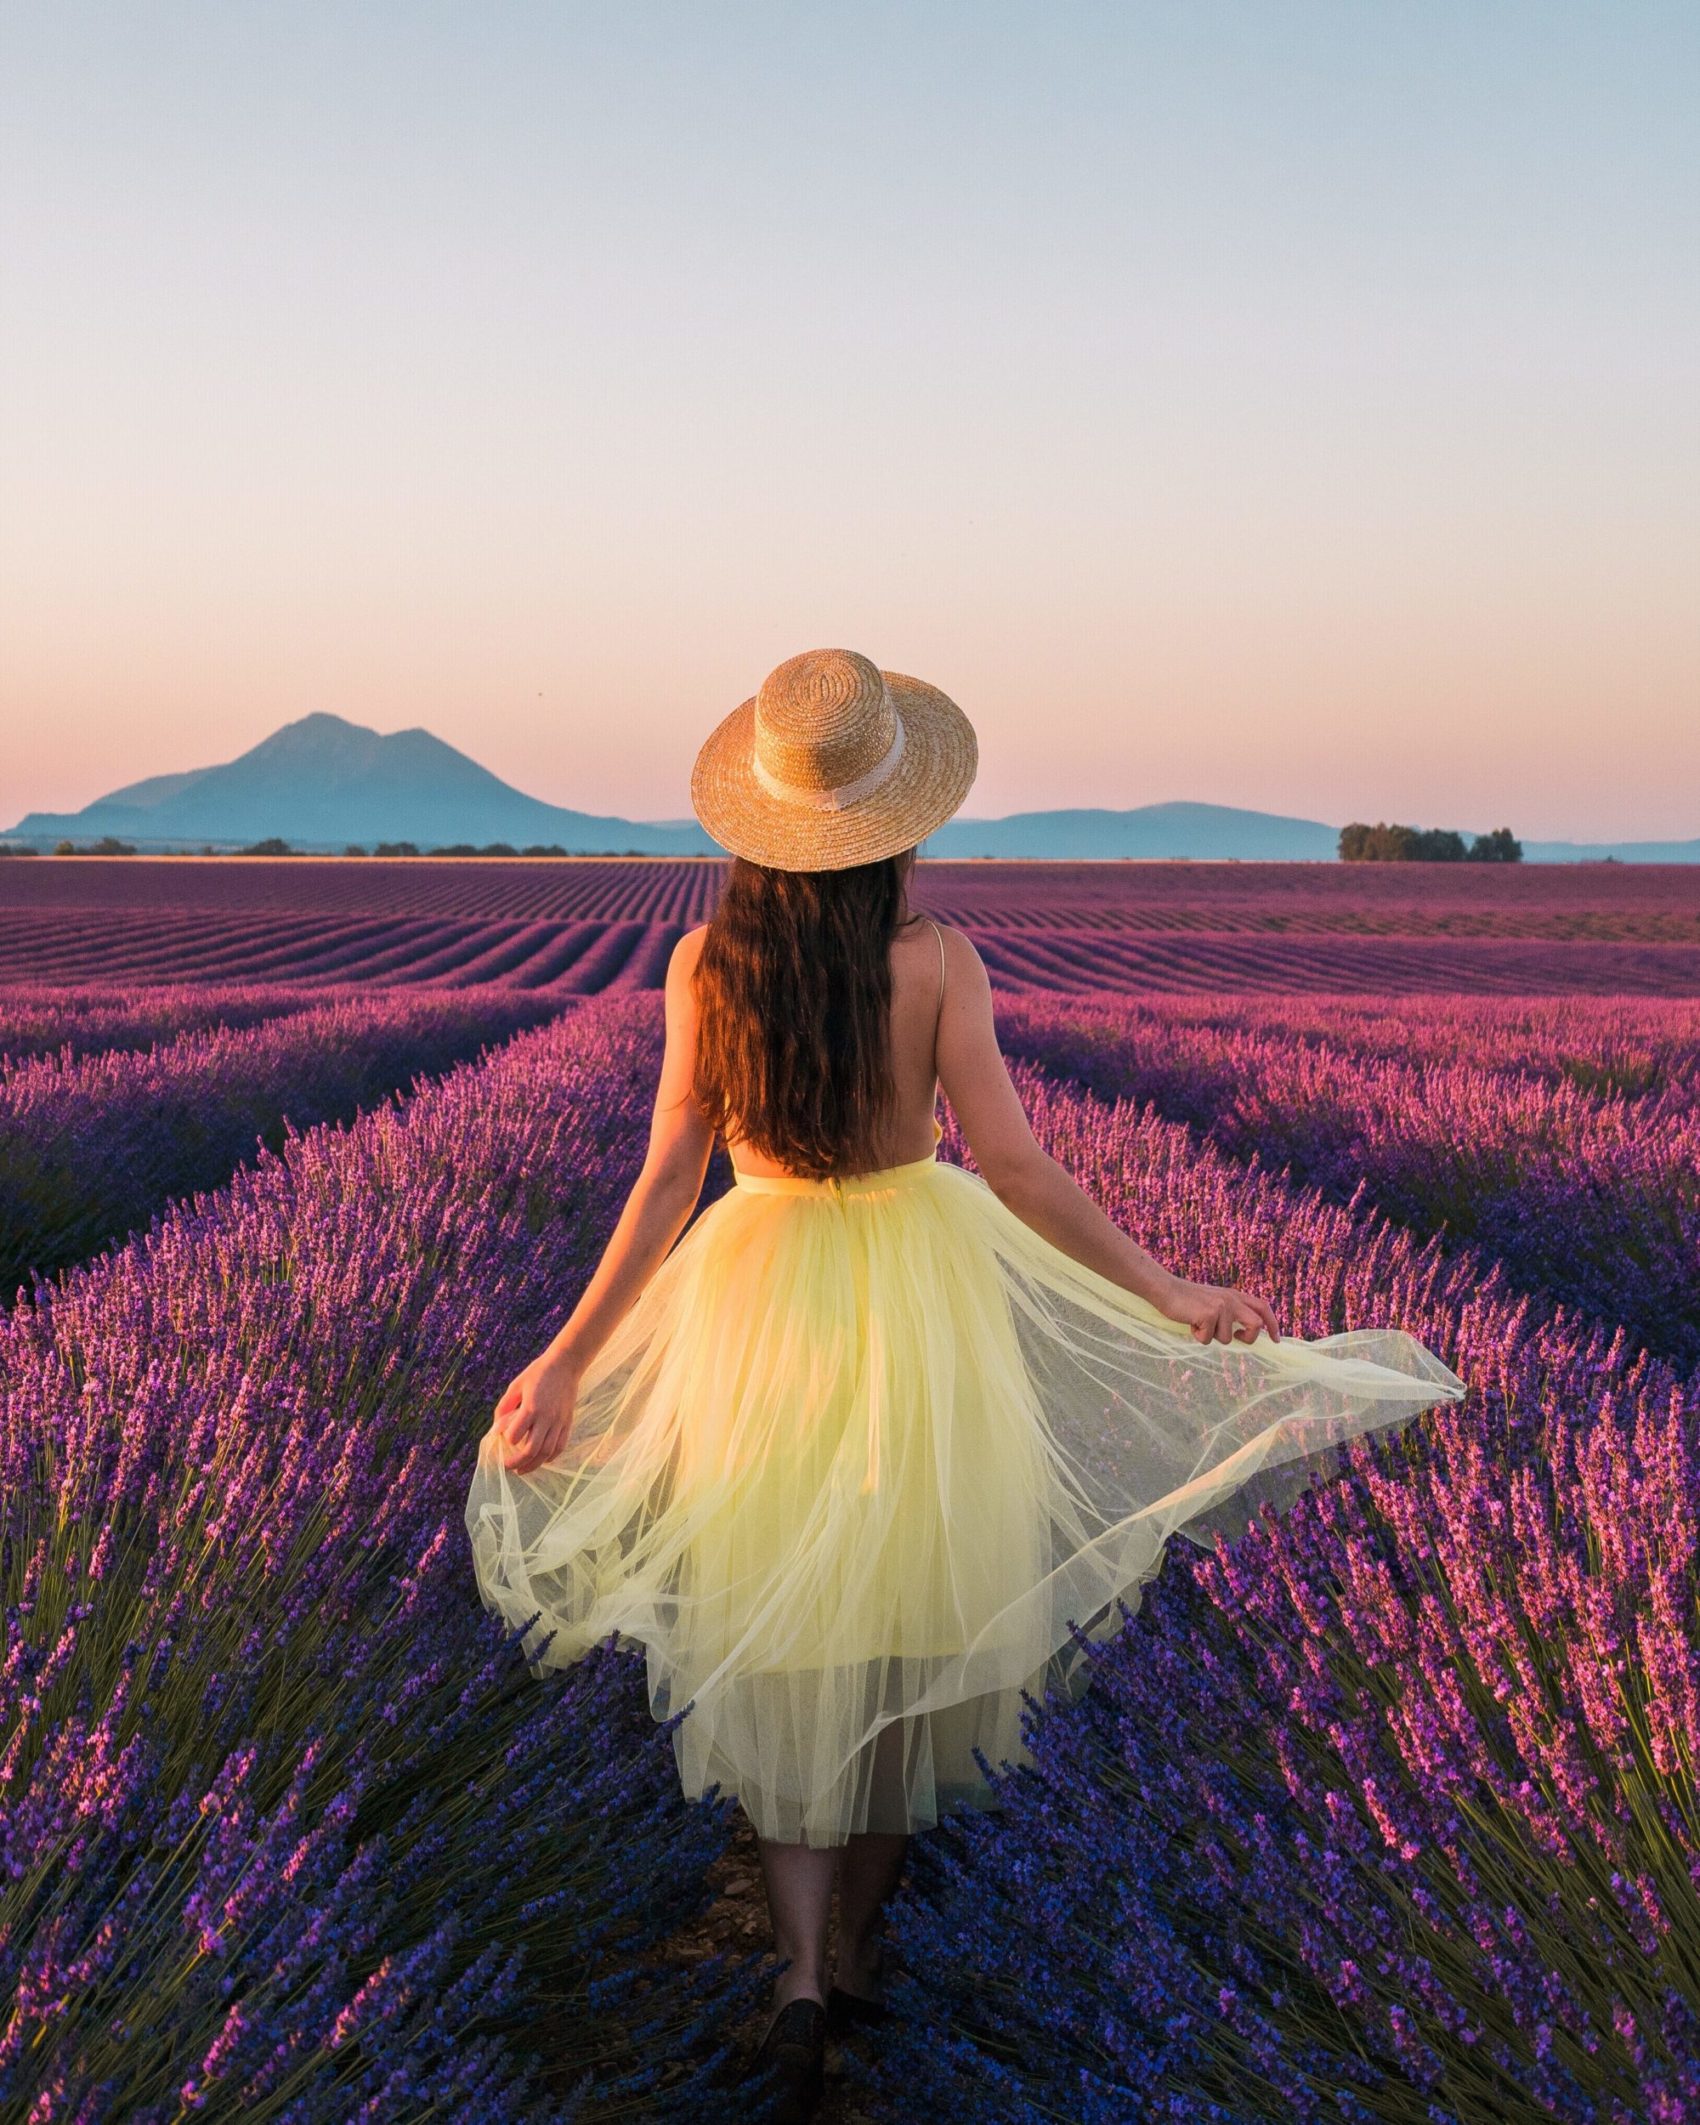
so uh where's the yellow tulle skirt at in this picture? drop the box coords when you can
[463,1143,1466,1847]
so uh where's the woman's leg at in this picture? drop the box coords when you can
[834,1830,907,1997]
[755,1831,837,2017]
[834,1716,910,1998]
[752,1718,912,2018]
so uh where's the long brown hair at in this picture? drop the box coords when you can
[692,849,920,1179]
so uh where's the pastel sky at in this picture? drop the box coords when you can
[2,2,1696,841]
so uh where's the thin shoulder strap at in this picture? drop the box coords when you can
[928,917,946,1029]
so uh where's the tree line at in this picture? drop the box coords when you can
[1339,822,1522,863]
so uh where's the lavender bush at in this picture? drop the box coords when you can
[0,988,568,1301]
[856,1064,1700,2121]
[997,997,1700,1368]
[1,996,764,2121]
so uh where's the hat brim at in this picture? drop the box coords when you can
[690,672,978,871]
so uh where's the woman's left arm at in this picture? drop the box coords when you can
[489,927,714,1474]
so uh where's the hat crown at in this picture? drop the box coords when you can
[753,649,898,798]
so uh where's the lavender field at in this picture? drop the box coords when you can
[4,863,1699,2120]
[3,854,1698,994]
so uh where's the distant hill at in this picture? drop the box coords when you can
[5,714,1694,860]
[919,807,1700,863]
[5,714,720,855]
[919,801,1338,860]
[1519,836,1700,864]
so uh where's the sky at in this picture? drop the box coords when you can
[1,2,1696,842]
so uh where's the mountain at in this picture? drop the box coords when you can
[919,801,1339,860]
[5,714,720,855]
[6,715,1694,860]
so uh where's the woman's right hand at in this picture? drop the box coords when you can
[489,1351,581,1475]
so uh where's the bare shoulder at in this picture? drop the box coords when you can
[931,920,989,994]
[898,918,990,1018]
[663,925,710,1019]
[902,914,974,954]
[667,923,711,977]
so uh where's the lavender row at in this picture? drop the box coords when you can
[0,989,571,1302]
[996,996,1700,1371]
[0,983,329,1068]
[858,1063,1700,2121]
[0,996,764,2122]
[996,991,1700,1103]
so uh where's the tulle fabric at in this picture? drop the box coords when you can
[464,1140,1466,1847]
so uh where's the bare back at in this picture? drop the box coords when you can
[674,912,949,1182]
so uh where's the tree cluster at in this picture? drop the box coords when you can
[1339,822,1522,864]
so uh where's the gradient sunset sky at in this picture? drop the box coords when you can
[2,3,1696,842]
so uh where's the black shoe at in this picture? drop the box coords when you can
[825,1981,890,2036]
[750,1996,827,2123]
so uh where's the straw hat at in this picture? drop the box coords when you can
[691,648,978,871]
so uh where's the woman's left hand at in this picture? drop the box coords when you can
[1155,1276,1281,1346]
[488,1351,581,1475]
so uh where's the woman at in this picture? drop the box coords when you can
[464,648,1466,2120]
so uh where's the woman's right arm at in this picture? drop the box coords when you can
[933,928,1279,1346]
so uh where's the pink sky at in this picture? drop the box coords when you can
[3,4,1696,841]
